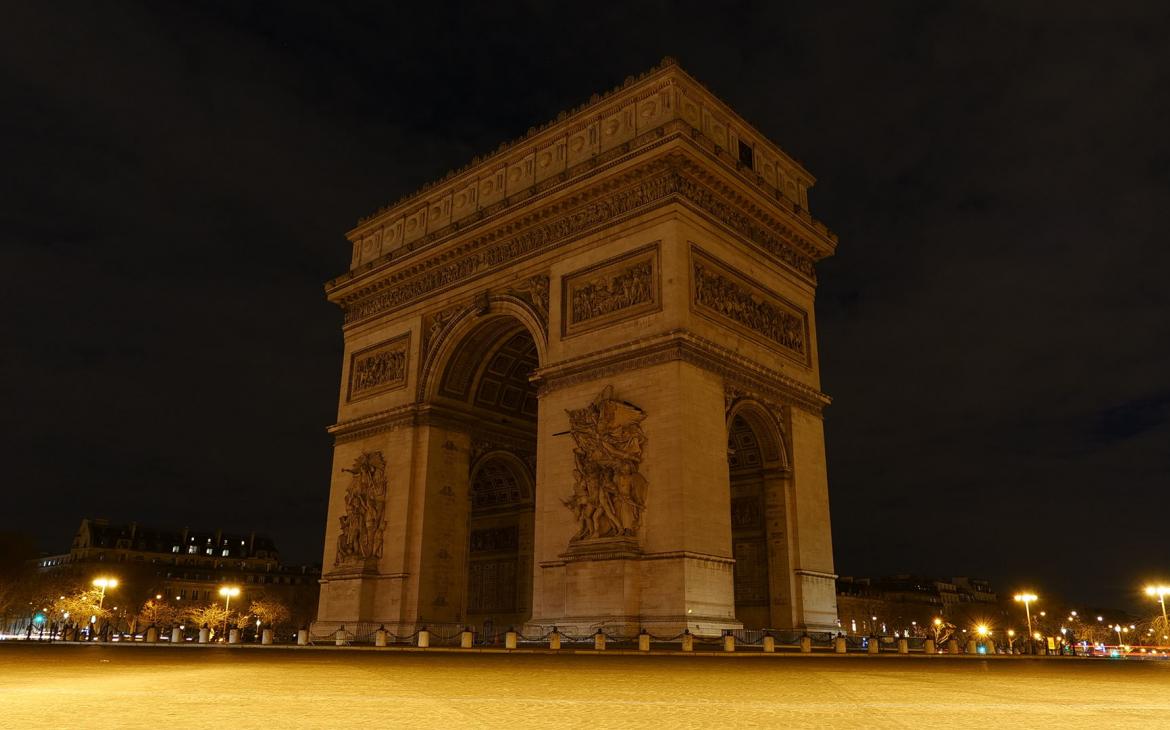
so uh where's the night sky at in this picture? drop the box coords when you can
[3,2,1167,611]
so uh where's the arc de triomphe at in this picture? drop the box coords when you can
[314,59,839,638]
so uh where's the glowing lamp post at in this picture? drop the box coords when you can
[218,586,240,643]
[1013,594,1037,635]
[92,577,118,609]
[1113,624,1127,649]
[1145,585,1170,629]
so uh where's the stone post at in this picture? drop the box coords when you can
[593,630,606,651]
[763,634,776,653]
[145,626,159,644]
[335,625,347,646]
[262,628,274,645]
[834,635,847,654]
[897,638,908,654]
[948,638,960,655]
[418,628,430,648]
[198,625,210,644]
[548,629,561,650]
[297,628,308,646]
[722,633,735,652]
[966,638,978,654]
[799,634,812,653]
[924,638,936,654]
[867,636,880,655]
[374,626,388,647]
[505,629,518,649]
[638,630,650,652]
[986,639,997,654]
[171,627,182,643]
[460,628,474,649]
[681,631,694,652]
[229,628,240,645]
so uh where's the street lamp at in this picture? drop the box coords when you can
[1113,624,1127,648]
[92,577,118,609]
[1145,585,1170,628]
[1013,593,1037,642]
[218,586,240,642]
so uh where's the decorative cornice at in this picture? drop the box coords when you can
[328,402,537,446]
[533,329,831,416]
[334,152,829,329]
[349,58,822,241]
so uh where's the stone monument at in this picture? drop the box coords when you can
[314,59,839,638]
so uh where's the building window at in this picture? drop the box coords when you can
[738,140,754,169]
[172,546,180,553]
[221,549,230,557]
[187,546,198,554]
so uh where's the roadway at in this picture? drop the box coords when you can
[1,643,1167,728]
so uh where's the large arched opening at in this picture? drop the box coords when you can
[726,402,794,630]
[427,308,541,633]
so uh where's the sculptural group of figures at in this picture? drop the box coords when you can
[694,263,805,354]
[570,261,653,323]
[351,349,407,393]
[335,451,389,564]
[563,386,649,541]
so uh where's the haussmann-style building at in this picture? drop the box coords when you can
[314,59,840,639]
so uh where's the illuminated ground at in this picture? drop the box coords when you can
[2,644,1168,728]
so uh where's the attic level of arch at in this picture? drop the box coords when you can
[341,63,834,270]
[331,153,834,335]
[332,145,835,321]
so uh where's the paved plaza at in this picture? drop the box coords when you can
[2,644,1168,728]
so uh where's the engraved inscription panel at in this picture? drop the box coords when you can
[347,333,410,401]
[691,247,809,364]
[562,244,660,337]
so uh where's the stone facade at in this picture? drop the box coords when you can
[315,59,840,637]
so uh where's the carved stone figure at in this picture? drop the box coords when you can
[570,261,653,324]
[562,386,648,542]
[694,260,806,356]
[335,451,389,565]
[350,347,407,396]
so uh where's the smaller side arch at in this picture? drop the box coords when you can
[725,399,789,472]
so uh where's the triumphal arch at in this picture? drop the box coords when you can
[315,59,840,638]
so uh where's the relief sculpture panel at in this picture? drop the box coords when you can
[335,451,389,566]
[691,246,809,364]
[347,333,410,401]
[562,386,649,543]
[562,244,660,337]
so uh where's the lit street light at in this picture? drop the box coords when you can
[92,577,118,610]
[1145,585,1170,629]
[219,586,240,643]
[1014,593,1038,650]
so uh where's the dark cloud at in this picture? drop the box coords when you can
[2,1,1167,610]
